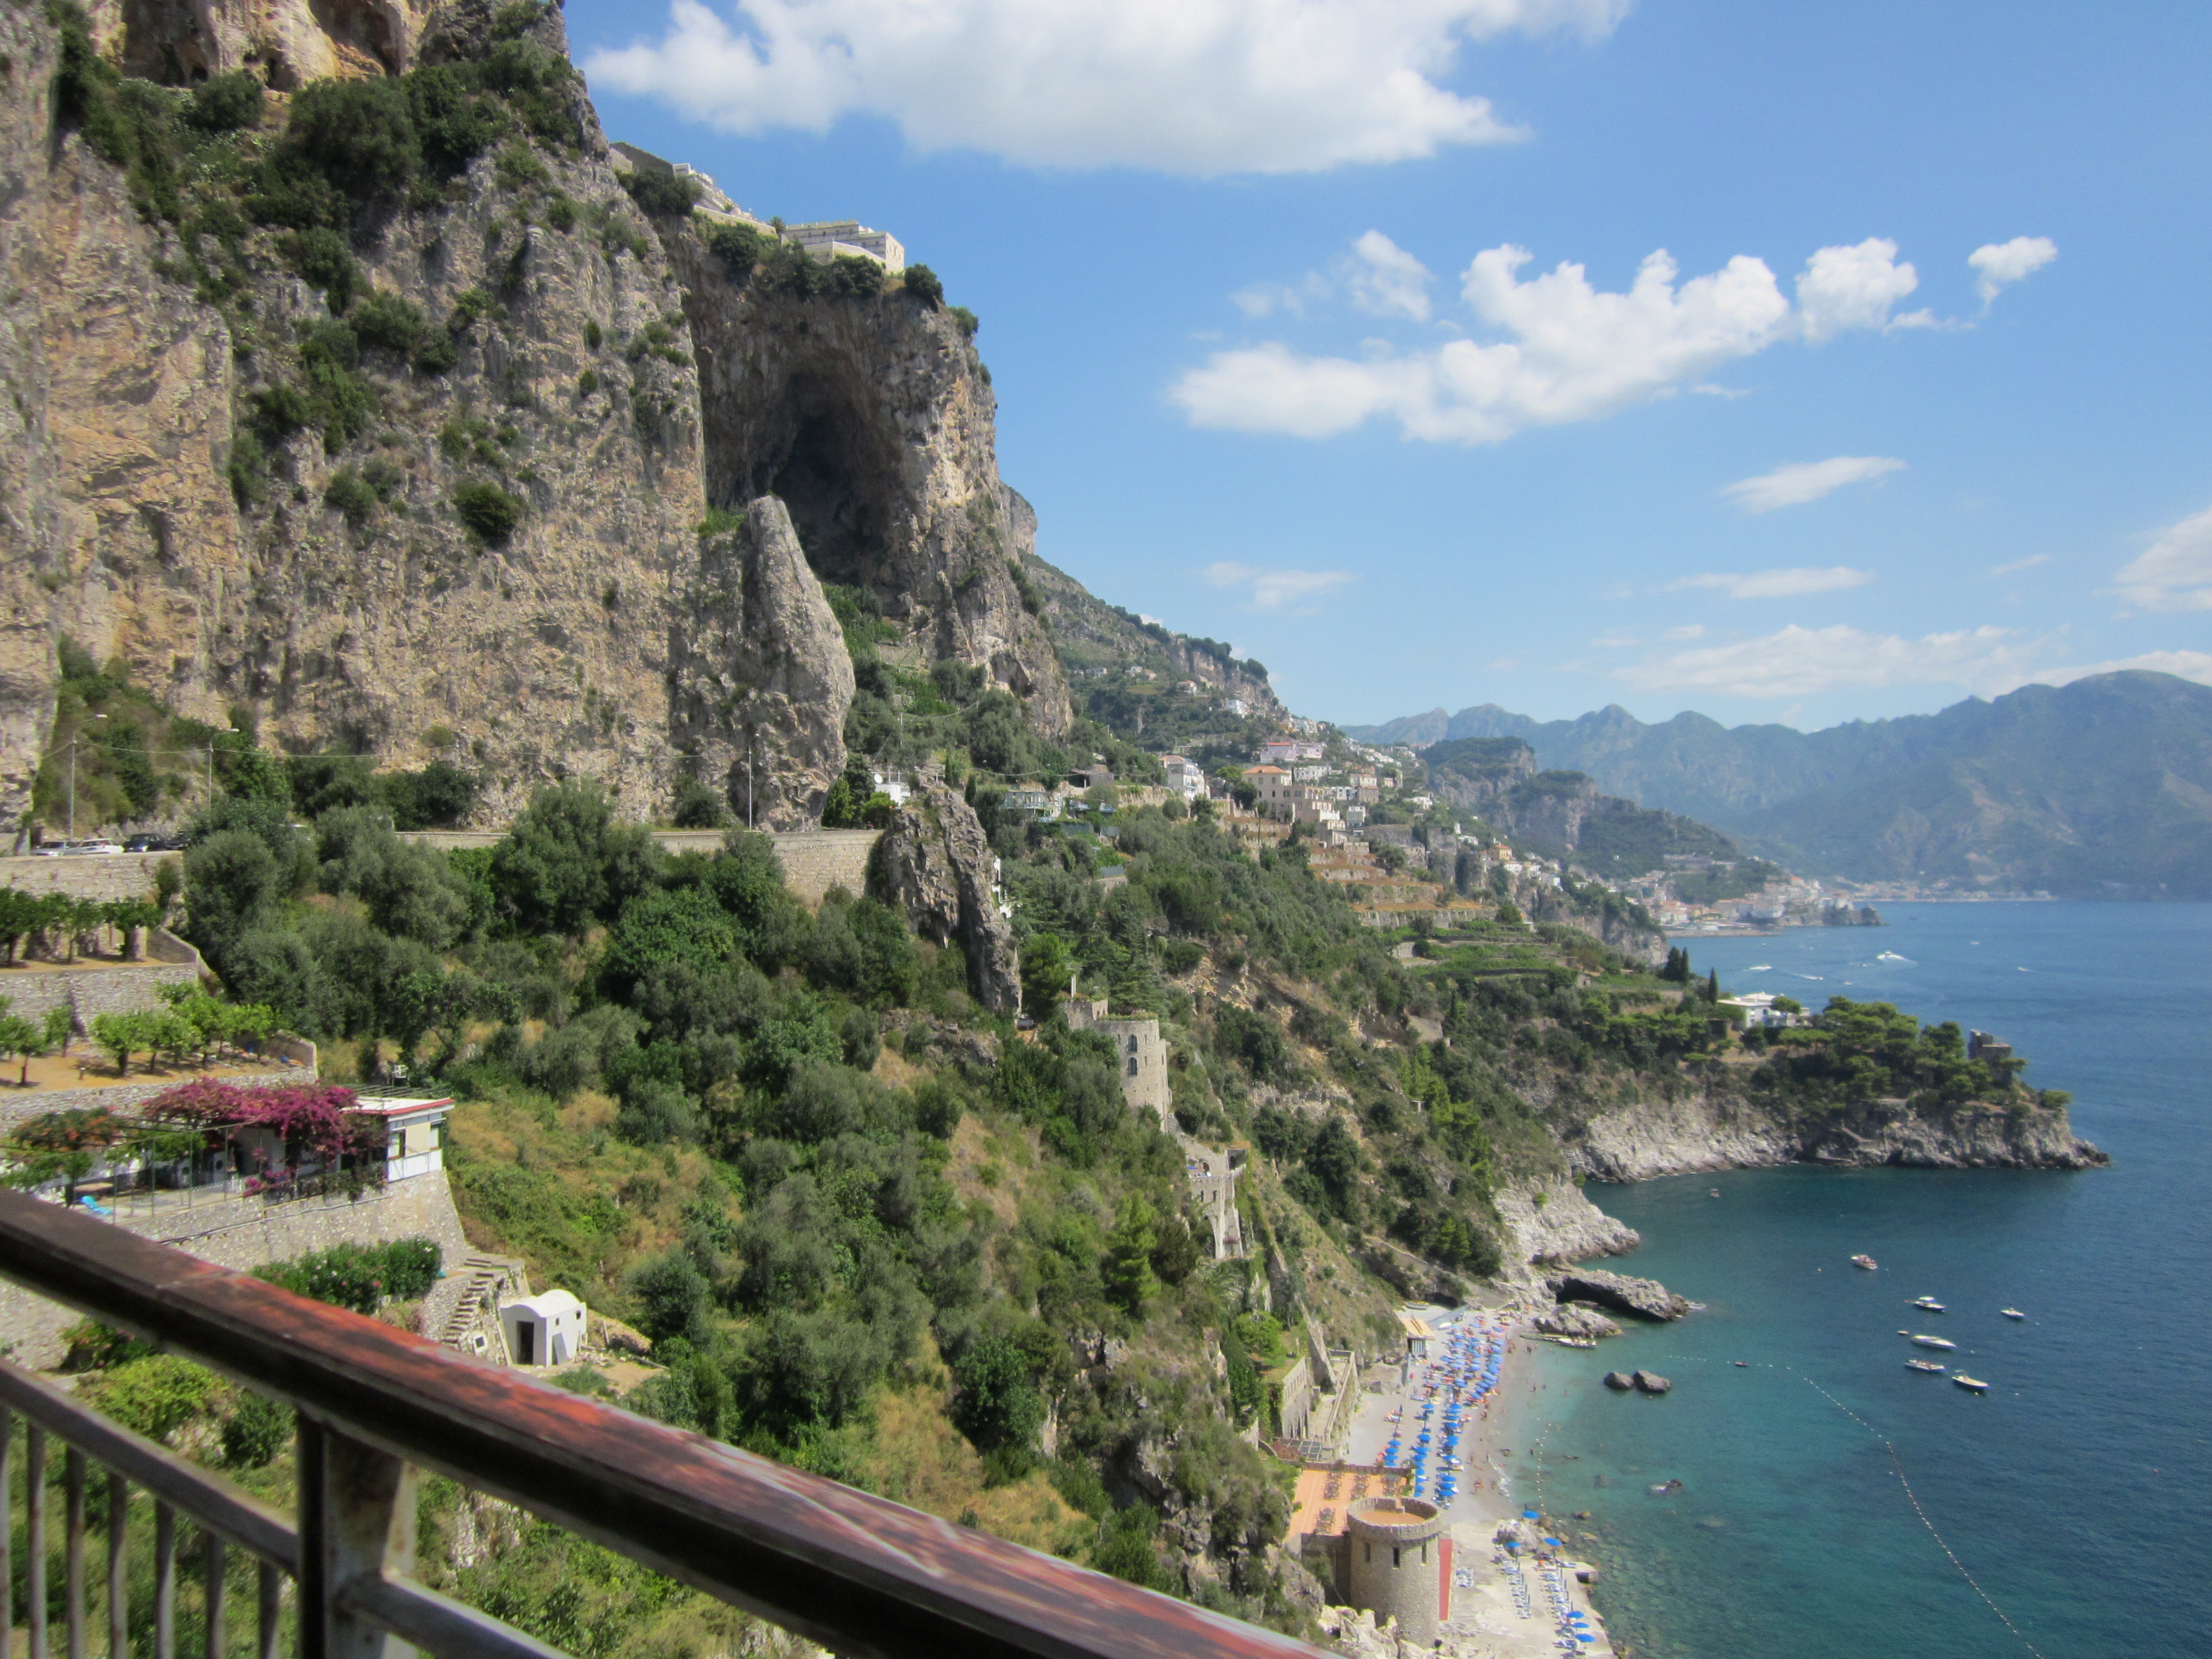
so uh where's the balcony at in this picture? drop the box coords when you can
[0,1188,1324,1659]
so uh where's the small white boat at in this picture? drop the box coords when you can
[2001,1308,2025,1320]
[1851,1254,1878,1270]
[1912,1297,1946,1312]
[1910,1335,1957,1350]
[1952,1373,1989,1392]
[1906,1359,1947,1374]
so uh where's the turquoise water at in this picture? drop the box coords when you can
[1510,902,2212,1659]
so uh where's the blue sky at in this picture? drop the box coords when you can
[564,0,2212,732]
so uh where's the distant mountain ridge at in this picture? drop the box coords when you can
[1351,672,2212,897]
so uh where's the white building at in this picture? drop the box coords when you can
[500,1289,587,1369]
[786,220,906,272]
[1159,754,1206,800]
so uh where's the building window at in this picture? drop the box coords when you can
[1392,1547,1401,1568]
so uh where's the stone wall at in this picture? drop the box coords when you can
[400,827,880,905]
[0,853,174,902]
[772,830,881,905]
[0,1168,471,1368]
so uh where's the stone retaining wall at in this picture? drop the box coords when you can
[0,1169,472,1369]
[0,853,175,903]
[770,829,881,904]
[401,827,881,905]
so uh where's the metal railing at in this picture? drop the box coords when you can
[0,1188,1326,1659]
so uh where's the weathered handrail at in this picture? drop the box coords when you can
[0,1188,1327,1659]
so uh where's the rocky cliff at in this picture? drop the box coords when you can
[0,0,1069,836]
[868,780,1021,1013]
[1564,1087,2107,1181]
[660,220,1072,734]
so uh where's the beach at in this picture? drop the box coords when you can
[1337,1298,1622,1658]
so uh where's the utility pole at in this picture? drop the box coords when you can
[67,739,75,841]
[747,725,755,828]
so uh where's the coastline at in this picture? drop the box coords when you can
[1341,1297,1623,1657]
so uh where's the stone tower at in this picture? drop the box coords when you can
[1345,1496,1445,1646]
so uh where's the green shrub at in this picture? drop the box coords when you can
[544,194,576,232]
[406,62,504,178]
[220,1391,293,1468]
[576,368,598,397]
[352,289,426,352]
[410,331,458,375]
[77,1355,219,1443]
[227,429,269,507]
[324,466,379,526]
[703,220,768,283]
[948,305,979,339]
[902,263,944,307]
[251,383,315,440]
[453,481,524,544]
[285,75,419,211]
[620,166,700,217]
[379,1237,443,1299]
[187,70,264,134]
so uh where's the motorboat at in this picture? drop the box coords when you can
[1952,1373,1989,1392]
[1906,1359,1947,1374]
[2001,1308,2026,1320]
[1851,1255,1878,1270]
[1910,1335,1957,1350]
[1912,1296,1945,1312]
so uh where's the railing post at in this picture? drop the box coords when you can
[65,1448,85,1659]
[154,1503,175,1659]
[27,1422,46,1659]
[106,1474,126,1659]
[1,1404,12,1659]
[296,1419,416,1659]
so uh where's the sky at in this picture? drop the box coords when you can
[562,0,2212,733]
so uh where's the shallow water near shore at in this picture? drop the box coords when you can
[1505,901,2212,1659]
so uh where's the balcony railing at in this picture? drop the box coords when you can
[0,1188,1325,1659]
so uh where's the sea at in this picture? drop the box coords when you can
[1503,901,2212,1659]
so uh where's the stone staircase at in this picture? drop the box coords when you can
[429,1253,526,1362]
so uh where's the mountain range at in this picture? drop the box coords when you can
[1350,672,2212,898]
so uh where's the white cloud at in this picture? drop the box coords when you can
[1176,244,1804,443]
[1665,566,1874,600]
[1969,236,2058,305]
[1794,238,1919,343]
[1986,554,2052,577]
[1205,561,1353,611]
[1616,624,2027,699]
[1722,455,1906,513]
[584,0,1631,175]
[1171,235,1952,445]
[1343,231,1433,321]
[2112,504,2212,612]
[1661,623,1705,641]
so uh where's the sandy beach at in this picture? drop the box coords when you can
[1338,1298,1621,1658]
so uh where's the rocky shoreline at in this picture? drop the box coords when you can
[1563,1089,2107,1184]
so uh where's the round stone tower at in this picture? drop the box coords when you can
[1345,1495,1445,1646]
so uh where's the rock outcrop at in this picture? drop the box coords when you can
[1602,1371,1634,1392]
[868,782,1020,1013]
[1493,1176,1640,1276]
[1567,1089,2108,1182]
[1632,1370,1671,1395]
[1544,1268,1691,1322]
[89,0,442,86]
[662,222,1071,732]
[666,497,852,827]
[1534,1303,1621,1341]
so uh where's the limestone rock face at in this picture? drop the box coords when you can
[1533,1302,1622,1340]
[667,497,852,828]
[664,231,1072,734]
[1545,1267,1691,1323]
[868,782,1019,1013]
[1,3,709,827]
[1567,1088,2107,1181]
[90,0,443,85]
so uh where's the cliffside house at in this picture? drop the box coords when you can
[1716,993,1808,1030]
[786,221,907,273]
[1160,754,1206,800]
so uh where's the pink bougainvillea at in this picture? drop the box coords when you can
[143,1081,385,1159]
